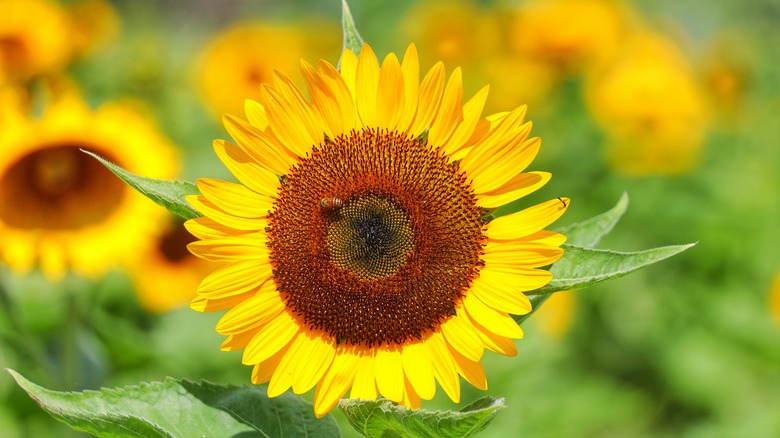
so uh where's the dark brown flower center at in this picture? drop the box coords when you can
[0,145,126,230]
[158,218,197,264]
[0,36,29,75]
[267,128,486,347]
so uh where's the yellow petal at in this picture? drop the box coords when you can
[221,330,258,352]
[292,335,336,394]
[191,289,256,313]
[375,347,404,403]
[401,342,436,400]
[268,331,306,397]
[451,348,487,391]
[511,230,568,246]
[482,241,564,269]
[440,311,484,361]
[261,78,324,158]
[244,99,269,129]
[198,259,272,297]
[470,137,541,194]
[187,195,266,231]
[488,198,570,241]
[396,44,420,133]
[428,68,463,147]
[476,172,551,209]
[242,310,300,365]
[216,288,285,335]
[338,48,359,104]
[471,318,518,356]
[477,266,553,296]
[355,44,380,128]
[251,342,291,384]
[221,117,297,176]
[376,53,405,130]
[408,62,445,137]
[301,61,339,138]
[441,85,489,158]
[212,138,285,195]
[401,376,422,410]
[317,59,357,134]
[187,232,269,263]
[462,292,524,338]
[313,347,360,418]
[459,105,529,178]
[184,217,238,240]
[470,274,533,315]
[197,178,274,218]
[425,331,460,403]
[350,351,378,400]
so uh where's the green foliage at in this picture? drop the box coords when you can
[83,150,201,221]
[339,397,504,438]
[341,0,364,55]
[8,369,340,438]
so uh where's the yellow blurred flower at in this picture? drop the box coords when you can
[0,95,178,279]
[399,0,500,69]
[702,33,753,119]
[129,216,213,313]
[585,33,709,175]
[477,57,557,115]
[509,0,631,74]
[0,0,74,84]
[533,291,576,337]
[196,22,310,118]
[66,0,120,57]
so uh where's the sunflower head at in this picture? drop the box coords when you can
[0,96,178,279]
[187,43,568,417]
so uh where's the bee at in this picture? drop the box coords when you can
[557,197,568,208]
[319,197,344,209]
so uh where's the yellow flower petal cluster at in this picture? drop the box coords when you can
[0,96,178,279]
[187,44,567,417]
[585,34,709,175]
[0,0,74,84]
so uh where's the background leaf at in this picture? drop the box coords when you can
[339,396,504,438]
[530,243,696,296]
[8,369,340,438]
[83,150,201,220]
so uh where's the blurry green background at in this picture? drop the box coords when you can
[1,0,779,436]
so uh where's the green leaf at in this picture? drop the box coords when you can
[340,0,364,56]
[528,243,696,296]
[557,192,628,247]
[8,369,340,438]
[339,396,504,438]
[83,150,201,220]
[515,193,629,323]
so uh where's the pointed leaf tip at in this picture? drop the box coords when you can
[82,149,202,220]
[341,0,364,56]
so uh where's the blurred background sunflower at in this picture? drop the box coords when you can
[0,0,778,437]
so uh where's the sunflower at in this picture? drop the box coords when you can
[187,44,568,417]
[0,95,178,279]
[129,215,213,313]
[0,0,74,84]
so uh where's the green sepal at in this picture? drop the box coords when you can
[339,396,505,438]
[83,150,201,220]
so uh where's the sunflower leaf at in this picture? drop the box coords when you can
[341,0,364,55]
[515,193,629,324]
[557,191,629,247]
[8,369,340,438]
[83,150,201,220]
[339,396,504,438]
[527,243,696,296]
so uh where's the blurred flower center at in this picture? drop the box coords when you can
[0,146,125,229]
[0,36,29,72]
[157,221,196,264]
